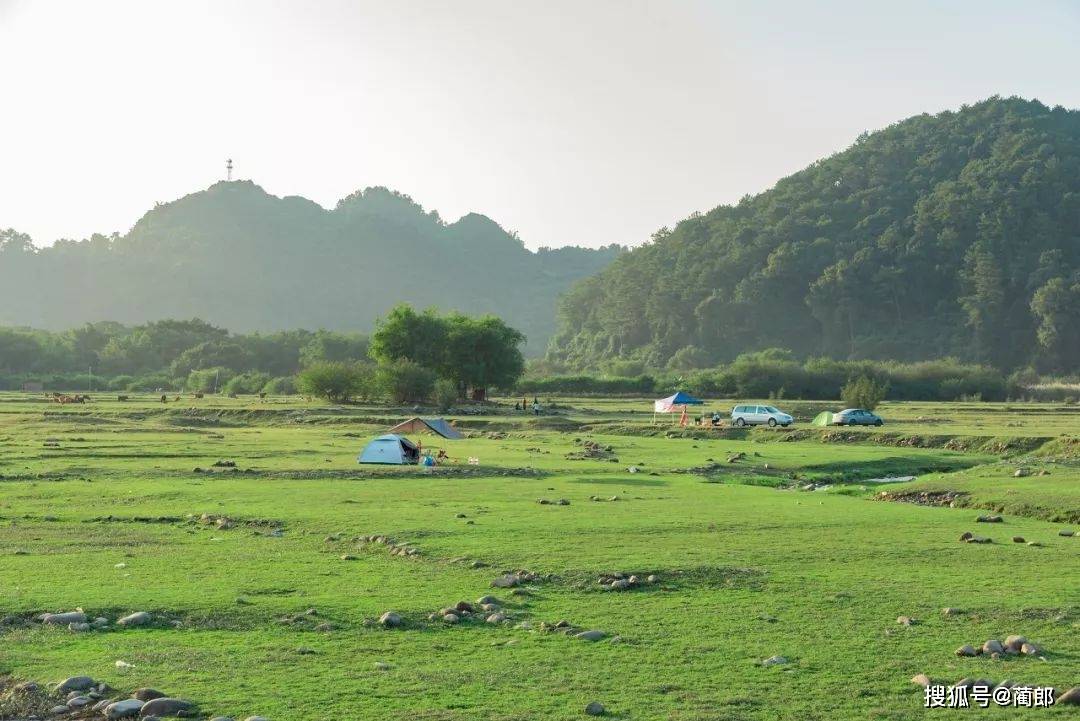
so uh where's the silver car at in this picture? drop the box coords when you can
[833,408,883,426]
[731,404,793,427]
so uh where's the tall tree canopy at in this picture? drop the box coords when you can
[370,304,525,396]
[549,97,1080,373]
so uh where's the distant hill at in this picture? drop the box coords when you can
[0,183,622,354]
[549,97,1080,372]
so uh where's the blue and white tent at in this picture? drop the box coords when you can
[358,434,420,465]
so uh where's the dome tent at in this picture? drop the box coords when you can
[358,434,420,465]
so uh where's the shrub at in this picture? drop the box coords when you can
[261,376,297,395]
[222,372,272,395]
[433,378,459,411]
[106,375,134,391]
[841,376,889,410]
[377,358,436,404]
[126,372,179,392]
[186,367,235,393]
[296,362,371,403]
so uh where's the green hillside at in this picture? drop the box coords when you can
[549,97,1080,372]
[0,184,621,354]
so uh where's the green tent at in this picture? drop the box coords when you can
[811,411,834,426]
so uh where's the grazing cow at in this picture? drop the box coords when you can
[160,394,167,403]
[117,395,129,402]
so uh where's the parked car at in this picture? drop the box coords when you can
[731,404,793,427]
[832,408,883,426]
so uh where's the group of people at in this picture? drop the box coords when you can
[514,396,542,415]
[680,410,724,427]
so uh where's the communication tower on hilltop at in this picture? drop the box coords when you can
[226,158,233,181]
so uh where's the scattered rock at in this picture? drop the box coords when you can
[1057,687,1080,705]
[1012,536,1025,543]
[373,662,391,671]
[1059,529,1075,537]
[761,655,788,666]
[42,611,87,626]
[1020,642,1042,655]
[976,514,1003,523]
[117,611,152,627]
[1004,635,1027,652]
[340,554,358,561]
[942,607,962,616]
[139,697,195,717]
[584,700,606,716]
[955,645,978,657]
[911,674,932,687]
[1013,468,1029,477]
[896,616,915,626]
[966,535,992,544]
[132,688,166,701]
[575,630,606,641]
[378,611,402,628]
[982,639,1004,655]
[56,676,95,693]
[104,699,144,718]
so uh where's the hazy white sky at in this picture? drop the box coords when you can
[1,0,1078,249]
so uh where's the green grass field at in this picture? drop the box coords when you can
[1,393,1077,720]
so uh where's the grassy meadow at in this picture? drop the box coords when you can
[1,392,1077,720]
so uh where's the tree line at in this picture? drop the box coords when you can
[0,304,526,402]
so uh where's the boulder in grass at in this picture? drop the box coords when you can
[1059,529,1075,537]
[1004,636,1027,652]
[1057,687,1080,706]
[105,699,144,718]
[585,701,606,716]
[955,645,978,657]
[117,611,152,627]
[761,655,788,666]
[1012,536,1025,543]
[43,611,87,625]
[896,616,915,626]
[378,611,402,628]
[1020,642,1042,656]
[982,639,1004,655]
[56,676,95,693]
[575,630,606,641]
[132,688,166,702]
[976,515,1003,523]
[911,674,932,687]
[959,532,973,542]
[139,697,195,716]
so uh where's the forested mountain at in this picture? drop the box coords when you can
[550,97,1080,373]
[0,184,621,354]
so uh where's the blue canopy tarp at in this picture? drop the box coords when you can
[654,391,704,412]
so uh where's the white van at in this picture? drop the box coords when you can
[731,404,793,427]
